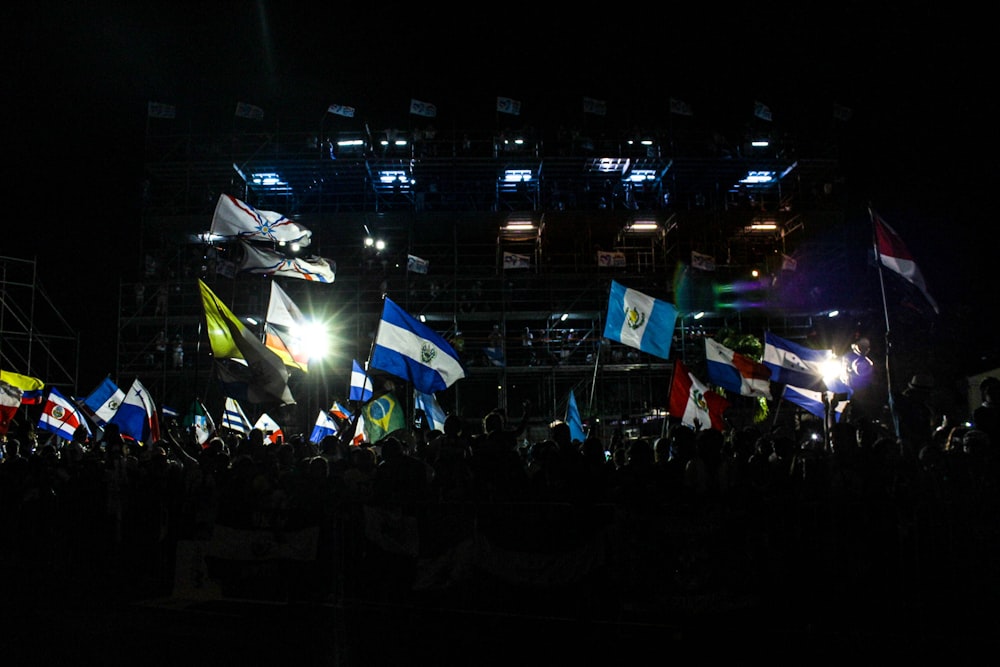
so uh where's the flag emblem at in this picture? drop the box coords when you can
[625,307,646,330]
[421,344,437,364]
[51,405,66,420]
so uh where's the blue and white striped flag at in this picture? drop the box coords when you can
[350,359,374,403]
[221,397,252,435]
[763,332,851,394]
[603,280,677,361]
[370,297,466,394]
[413,390,447,432]
[783,385,848,423]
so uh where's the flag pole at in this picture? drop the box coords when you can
[869,205,901,441]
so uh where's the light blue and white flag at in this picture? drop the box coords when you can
[110,378,160,444]
[221,397,252,435]
[409,99,437,118]
[413,389,447,432]
[782,385,847,423]
[565,391,587,443]
[603,280,677,361]
[350,359,374,403]
[763,332,851,394]
[309,410,340,444]
[327,103,356,118]
[82,377,125,426]
[370,297,466,394]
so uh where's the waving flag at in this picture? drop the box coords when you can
[371,297,466,394]
[363,392,406,443]
[413,390,447,432]
[199,279,294,406]
[409,99,437,118]
[239,243,335,283]
[254,413,283,444]
[668,360,730,432]
[705,338,773,399]
[38,386,90,442]
[211,194,312,248]
[332,401,366,446]
[350,360,374,402]
[220,397,253,435]
[496,96,522,115]
[763,332,851,394]
[110,378,160,445]
[0,381,22,436]
[265,282,311,372]
[80,377,125,426]
[603,280,677,361]
[0,370,44,405]
[184,399,216,446]
[872,211,939,314]
[565,391,587,443]
[309,410,340,444]
[327,103,356,118]
[782,385,847,423]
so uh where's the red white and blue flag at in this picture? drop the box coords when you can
[705,338,772,399]
[38,386,91,441]
[668,360,730,432]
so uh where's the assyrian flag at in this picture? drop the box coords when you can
[583,96,607,116]
[221,397,252,435]
[603,280,677,361]
[409,99,437,118]
[184,399,216,446]
[873,211,939,314]
[782,385,847,423]
[38,386,90,442]
[235,101,264,120]
[309,410,339,444]
[239,243,335,283]
[370,297,466,394]
[407,254,429,274]
[414,390,447,432]
[0,370,44,405]
[350,360,374,403]
[0,381,22,436]
[254,413,283,444]
[669,97,694,116]
[81,377,125,425]
[497,96,522,115]
[211,194,313,248]
[691,251,716,272]
[753,100,772,121]
[503,252,531,270]
[110,378,160,445]
[668,360,730,432]
[327,103,356,118]
[705,338,773,399]
[763,332,851,395]
[147,101,177,119]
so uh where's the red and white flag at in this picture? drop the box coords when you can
[873,212,939,314]
[704,338,773,399]
[668,360,730,431]
[254,413,284,444]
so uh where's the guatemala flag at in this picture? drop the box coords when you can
[705,338,773,399]
[38,386,91,441]
[763,332,851,395]
[350,359,374,402]
[370,297,466,394]
[603,280,677,361]
[110,378,160,444]
[309,410,340,444]
[783,385,848,423]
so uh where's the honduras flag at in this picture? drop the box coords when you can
[763,332,851,394]
[603,280,677,361]
[110,378,160,444]
[350,359,374,402]
[370,298,466,394]
[783,385,848,423]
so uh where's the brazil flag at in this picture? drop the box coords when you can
[363,392,406,443]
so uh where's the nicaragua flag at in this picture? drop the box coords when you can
[705,338,773,399]
[81,377,125,426]
[110,378,160,445]
[309,410,340,444]
[763,332,851,395]
[350,360,374,402]
[782,385,848,423]
[413,389,447,432]
[668,360,730,432]
[603,280,677,361]
[221,397,253,435]
[38,386,91,442]
[370,297,466,394]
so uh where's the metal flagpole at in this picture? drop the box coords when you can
[869,205,900,441]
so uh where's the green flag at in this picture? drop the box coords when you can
[363,392,406,443]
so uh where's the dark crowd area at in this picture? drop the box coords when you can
[4,384,1000,663]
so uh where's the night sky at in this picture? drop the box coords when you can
[4,4,995,385]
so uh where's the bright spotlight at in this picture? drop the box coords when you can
[294,320,331,362]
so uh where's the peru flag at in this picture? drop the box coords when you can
[669,360,730,432]
[705,338,772,399]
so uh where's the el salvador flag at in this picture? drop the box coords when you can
[603,280,677,361]
[370,298,466,394]
[350,359,374,402]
